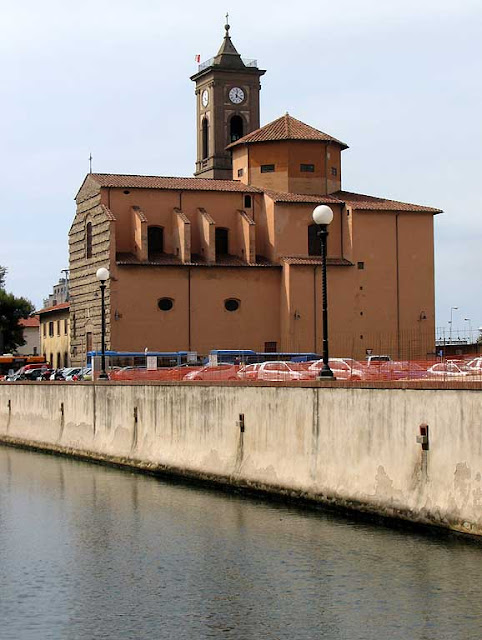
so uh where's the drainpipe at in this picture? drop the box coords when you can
[396,214,401,358]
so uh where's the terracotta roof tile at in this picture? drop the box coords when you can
[227,114,348,149]
[267,189,441,213]
[282,256,354,266]
[36,302,70,315]
[101,204,116,220]
[89,173,261,193]
[264,190,342,205]
[333,190,442,213]
[116,252,278,268]
[19,316,40,327]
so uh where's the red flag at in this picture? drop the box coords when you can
[195,54,201,63]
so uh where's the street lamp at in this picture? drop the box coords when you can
[449,306,458,343]
[312,205,334,379]
[464,318,472,343]
[96,267,110,380]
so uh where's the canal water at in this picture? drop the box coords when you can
[0,446,480,640]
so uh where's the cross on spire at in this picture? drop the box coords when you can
[89,153,93,173]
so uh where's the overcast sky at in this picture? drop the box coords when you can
[1,0,481,337]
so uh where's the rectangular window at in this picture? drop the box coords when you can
[237,168,244,177]
[300,163,315,172]
[244,195,252,209]
[43,323,46,337]
[57,320,60,336]
[357,261,365,270]
[49,321,54,337]
[264,341,277,353]
[331,167,338,176]
[64,319,68,335]
[86,332,93,353]
[260,164,275,173]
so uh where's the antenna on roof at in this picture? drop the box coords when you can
[89,153,93,174]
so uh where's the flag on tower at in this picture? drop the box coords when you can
[195,54,201,63]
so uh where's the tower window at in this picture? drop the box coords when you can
[357,261,365,270]
[229,115,244,143]
[202,117,209,160]
[215,228,229,256]
[261,164,275,173]
[331,167,338,176]
[237,168,244,177]
[300,164,315,172]
[244,195,252,209]
[86,221,92,258]
[148,226,164,257]
[308,224,321,256]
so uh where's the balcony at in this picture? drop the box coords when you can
[198,57,258,72]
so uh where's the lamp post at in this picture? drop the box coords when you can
[312,205,334,379]
[449,306,458,343]
[464,318,472,343]
[96,267,110,380]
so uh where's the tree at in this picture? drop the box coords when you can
[0,266,34,353]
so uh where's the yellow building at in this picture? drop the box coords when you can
[38,303,70,368]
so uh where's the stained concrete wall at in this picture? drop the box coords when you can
[0,382,480,536]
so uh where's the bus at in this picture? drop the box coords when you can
[208,350,321,364]
[0,354,48,378]
[86,351,201,370]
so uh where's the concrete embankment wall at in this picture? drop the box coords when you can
[0,382,481,536]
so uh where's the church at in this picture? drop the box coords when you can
[68,21,441,366]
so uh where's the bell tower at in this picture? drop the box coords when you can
[191,17,266,180]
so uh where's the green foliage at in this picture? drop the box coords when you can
[0,266,34,352]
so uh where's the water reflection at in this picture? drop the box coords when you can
[0,446,480,640]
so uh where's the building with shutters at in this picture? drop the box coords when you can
[68,20,441,366]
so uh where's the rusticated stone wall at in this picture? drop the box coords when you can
[69,177,114,366]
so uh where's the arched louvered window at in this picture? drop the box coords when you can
[229,115,244,143]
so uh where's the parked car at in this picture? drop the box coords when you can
[308,358,366,380]
[49,369,67,381]
[256,361,313,382]
[427,362,477,378]
[183,364,239,381]
[62,367,83,381]
[376,361,428,381]
[237,363,263,380]
[466,357,482,374]
[158,364,202,381]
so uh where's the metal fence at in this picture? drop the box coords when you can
[107,353,482,384]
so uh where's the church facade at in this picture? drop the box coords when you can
[68,23,441,366]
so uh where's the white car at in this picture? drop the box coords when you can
[466,357,482,374]
[256,361,312,382]
[308,358,365,380]
[427,362,477,378]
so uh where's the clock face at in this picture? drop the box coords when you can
[201,89,209,107]
[229,87,245,104]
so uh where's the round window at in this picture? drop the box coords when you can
[158,298,174,311]
[224,298,240,312]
